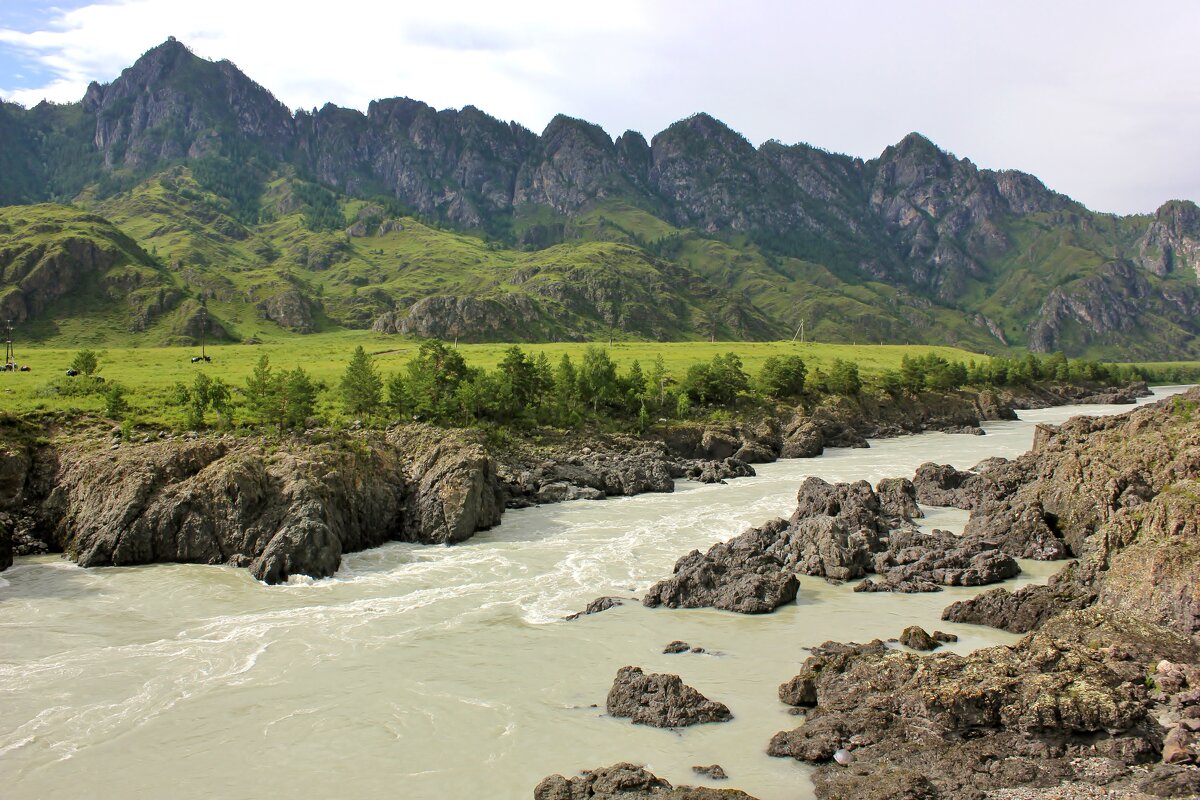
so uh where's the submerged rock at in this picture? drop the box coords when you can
[564,596,628,621]
[606,666,732,728]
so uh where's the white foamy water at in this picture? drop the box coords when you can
[0,387,1188,800]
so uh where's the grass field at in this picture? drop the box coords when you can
[0,334,991,424]
[4,332,1195,430]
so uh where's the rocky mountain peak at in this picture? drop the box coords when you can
[87,37,294,168]
[514,115,625,213]
[652,112,755,157]
[1140,199,1200,280]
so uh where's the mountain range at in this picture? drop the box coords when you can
[2,37,1198,357]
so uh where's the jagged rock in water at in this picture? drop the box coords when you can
[691,765,727,780]
[644,475,1019,613]
[641,534,801,614]
[606,666,732,728]
[777,390,1200,798]
[686,458,755,485]
[941,561,1097,632]
[535,482,605,503]
[732,442,775,464]
[780,422,824,458]
[911,461,987,509]
[534,763,758,799]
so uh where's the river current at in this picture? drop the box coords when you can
[0,387,1190,800]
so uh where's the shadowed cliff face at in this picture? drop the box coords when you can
[4,38,1200,356]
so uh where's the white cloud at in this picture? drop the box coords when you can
[1,0,1198,214]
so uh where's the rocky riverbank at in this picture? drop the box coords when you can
[771,388,1200,797]
[0,381,1149,585]
[543,386,1199,799]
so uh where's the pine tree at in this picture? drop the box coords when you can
[245,354,277,423]
[340,345,383,417]
[281,367,317,430]
[386,372,409,418]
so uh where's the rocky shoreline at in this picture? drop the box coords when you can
[551,386,1200,799]
[0,381,1145,583]
[0,382,1146,581]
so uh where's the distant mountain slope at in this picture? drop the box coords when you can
[1,37,1198,357]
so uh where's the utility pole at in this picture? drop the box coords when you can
[791,319,805,345]
[198,306,207,360]
[3,320,14,370]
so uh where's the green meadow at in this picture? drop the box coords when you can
[1,334,984,422]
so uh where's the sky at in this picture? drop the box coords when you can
[1,0,1197,216]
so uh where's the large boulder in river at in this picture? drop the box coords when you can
[642,528,800,613]
[606,666,732,727]
[534,763,759,799]
[643,476,1019,612]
